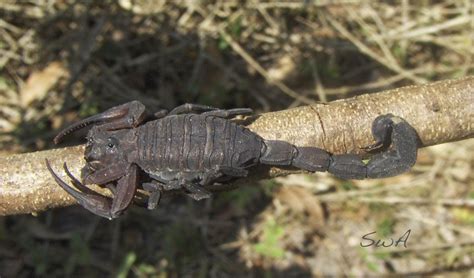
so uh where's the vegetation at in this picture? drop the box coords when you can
[0,0,473,276]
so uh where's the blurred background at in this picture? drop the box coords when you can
[0,0,473,277]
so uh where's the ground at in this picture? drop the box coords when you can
[0,1,473,277]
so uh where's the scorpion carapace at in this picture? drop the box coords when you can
[46,101,419,219]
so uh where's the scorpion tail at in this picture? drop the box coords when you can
[259,114,418,180]
[259,140,330,172]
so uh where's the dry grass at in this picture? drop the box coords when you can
[0,0,473,276]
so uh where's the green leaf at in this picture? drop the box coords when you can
[218,36,229,50]
[373,250,390,260]
[135,263,157,277]
[253,218,285,259]
[377,218,395,237]
[341,181,356,191]
[468,191,474,199]
[366,261,379,272]
[452,208,474,226]
[117,252,137,278]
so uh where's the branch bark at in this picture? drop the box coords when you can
[1,77,473,216]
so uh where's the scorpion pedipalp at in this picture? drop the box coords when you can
[53,101,147,144]
[53,112,116,144]
[63,162,100,195]
[45,159,115,219]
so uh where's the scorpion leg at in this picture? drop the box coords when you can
[196,166,247,187]
[165,173,213,201]
[105,183,116,195]
[153,109,169,119]
[184,183,212,201]
[54,101,147,144]
[160,180,183,191]
[167,103,218,115]
[142,181,163,210]
[184,166,248,200]
[156,177,212,201]
[216,165,249,177]
[201,108,253,119]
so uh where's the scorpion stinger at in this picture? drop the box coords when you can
[53,101,147,144]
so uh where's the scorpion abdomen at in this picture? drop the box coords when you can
[136,114,263,175]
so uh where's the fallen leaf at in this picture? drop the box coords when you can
[20,61,68,107]
[267,54,296,82]
[276,186,326,227]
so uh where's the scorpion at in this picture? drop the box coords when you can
[46,101,418,219]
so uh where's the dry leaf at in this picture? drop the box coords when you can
[267,54,296,82]
[20,61,67,107]
[276,186,326,227]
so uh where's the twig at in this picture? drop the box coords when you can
[392,263,474,277]
[374,240,474,254]
[330,196,474,207]
[397,212,474,237]
[315,175,429,201]
[348,8,399,67]
[0,77,473,216]
[218,29,316,104]
[322,63,474,95]
[245,1,361,9]
[325,13,428,84]
[383,15,472,40]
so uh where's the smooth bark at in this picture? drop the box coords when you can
[1,76,473,216]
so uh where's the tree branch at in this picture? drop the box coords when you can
[1,77,473,216]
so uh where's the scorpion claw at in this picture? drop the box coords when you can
[45,159,114,219]
[63,163,99,195]
[53,100,146,144]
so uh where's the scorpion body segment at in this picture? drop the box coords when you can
[46,101,419,219]
[136,114,263,178]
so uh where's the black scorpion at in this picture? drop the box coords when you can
[46,101,418,219]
